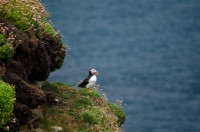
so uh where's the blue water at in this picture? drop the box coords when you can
[42,0,200,131]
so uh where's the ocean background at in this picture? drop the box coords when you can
[42,0,200,132]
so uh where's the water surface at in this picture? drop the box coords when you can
[42,0,200,131]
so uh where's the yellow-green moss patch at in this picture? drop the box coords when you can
[0,80,15,130]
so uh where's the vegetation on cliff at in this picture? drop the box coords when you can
[32,81,125,132]
[0,23,16,61]
[0,0,66,131]
[0,80,15,131]
[0,0,48,33]
[0,0,62,61]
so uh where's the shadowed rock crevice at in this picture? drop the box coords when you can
[0,18,66,131]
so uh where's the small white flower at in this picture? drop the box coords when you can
[55,98,59,102]
[7,126,9,131]
[13,118,16,123]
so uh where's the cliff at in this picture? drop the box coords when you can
[0,0,125,131]
[0,17,66,131]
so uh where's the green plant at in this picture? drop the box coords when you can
[79,111,98,125]
[44,23,58,37]
[0,34,6,45]
[0,0,47,33]
[0,42,14,61]
[79,89,102,98]
[0,23,21,61]
[0,80,15,130]
[76,97,93,109]
[108,102,126,126]
[0,0,59,37]
[34,118,56,131]
[42,81,60,95]
[53,82,68,86]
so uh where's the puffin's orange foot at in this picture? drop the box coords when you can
[87,88,93,92]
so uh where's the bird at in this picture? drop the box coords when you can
[79,68,98,92]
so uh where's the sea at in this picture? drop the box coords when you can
[42,0,200,132]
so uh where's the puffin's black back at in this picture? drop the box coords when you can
[79,74,94,88]
[79,69,96,88]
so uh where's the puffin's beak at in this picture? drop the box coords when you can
[95,71,98,75]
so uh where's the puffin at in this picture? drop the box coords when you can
[79,68,98,92]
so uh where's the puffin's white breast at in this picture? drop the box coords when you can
[86,75,97,88]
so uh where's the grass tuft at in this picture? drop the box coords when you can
[34,118,56,131]
[0,23,19,61]
[0,34,6,45]
[108,102,126,126]
[0,0,47,33]
[44,23,57,37]
[76,97,93,109]
[0,42,14,61]
[0,0,67,62]
[79,89,102,98]
[79,111,98,125]
[53,82,69,86]
[0,0,59,37]
[42,81,60,95]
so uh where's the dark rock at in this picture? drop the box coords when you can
[14,103,32,124]
[6,73,46,108]
[45,91,57,104]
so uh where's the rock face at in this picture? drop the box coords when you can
[0,18,66,131]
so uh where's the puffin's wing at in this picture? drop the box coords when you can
[78,77,90,88]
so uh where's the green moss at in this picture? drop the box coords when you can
[79,111,98,125]
[76,97,93,109]
[79,89,102,98]
[108,102,126,126]
[44,23,58,37]
[0,34,6,45]
[0,42,14,61]
[0,80,15,130]
[42,81,60,95]
[42,81,76,100]
[53,82,73,87]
